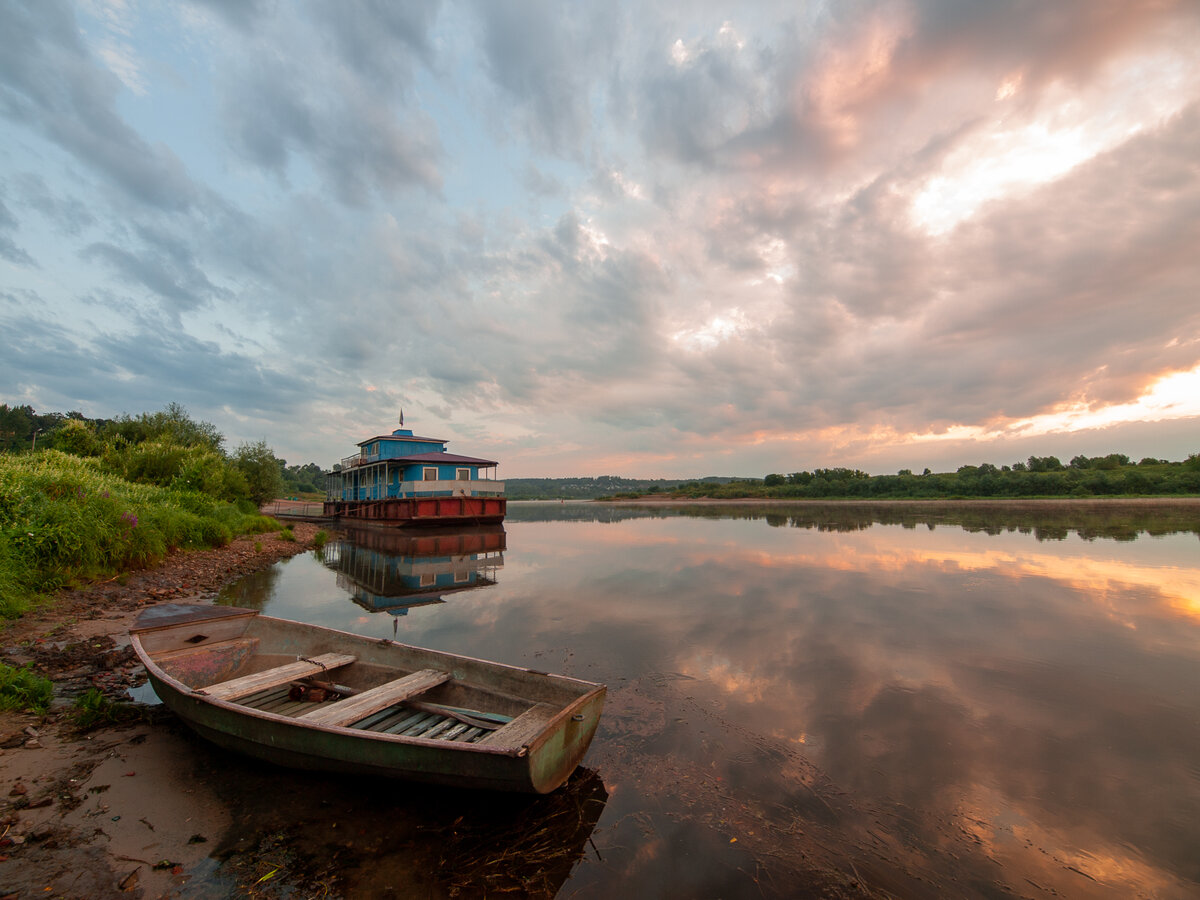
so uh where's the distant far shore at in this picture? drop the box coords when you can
[598,496,1200,509]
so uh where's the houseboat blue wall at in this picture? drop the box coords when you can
[397,463,480,482]
[361,430,448,461]
[330,463,486,501]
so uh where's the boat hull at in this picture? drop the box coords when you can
[323,496,506,527]
[131,605,602,793]
[147,671,603,792]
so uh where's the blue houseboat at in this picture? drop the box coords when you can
[324,423,506,526]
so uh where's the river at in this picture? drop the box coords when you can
[216,501,1200,898]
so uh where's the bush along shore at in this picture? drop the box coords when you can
[0,404,304,623]
[0,449,282,621]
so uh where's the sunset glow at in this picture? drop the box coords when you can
[1,2,1198,476]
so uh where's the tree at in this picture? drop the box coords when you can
[764,473,785,486]
[101,403,223,451]
[234,440,284,506]
[1027,455,1064,472]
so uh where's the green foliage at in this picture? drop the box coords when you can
[100,402,223,452]
[0,451,291,619]
[0,663,54,714]
[45,419,104,457]
[234,440,285,507]
[242,515,282,534]
[507,475,728,500]
[607,452,1200,501]
[279,461,328,497]
[279,526,296,542]
[71,688,142,730]
[312,530,329,549]
[1,405,99,453]
[1027,455,1065,473]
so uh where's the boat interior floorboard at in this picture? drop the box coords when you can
[234,685,502,743]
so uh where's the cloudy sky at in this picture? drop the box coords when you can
[2,0,1199,478]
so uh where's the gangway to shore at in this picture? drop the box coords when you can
[263,500,331,522]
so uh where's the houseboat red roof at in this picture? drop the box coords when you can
[395,451,499,467]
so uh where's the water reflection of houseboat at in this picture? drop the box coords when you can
[323,419,505,526]
[321,526,506,615]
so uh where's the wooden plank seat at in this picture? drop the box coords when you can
[196,653,356,702]
[299,669,450,728]
[478,702,558,748]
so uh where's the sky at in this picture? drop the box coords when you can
[2,0,1199,479]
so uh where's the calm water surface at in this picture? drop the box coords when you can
[216,503,1200,898]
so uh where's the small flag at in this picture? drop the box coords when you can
[399,409,404,426]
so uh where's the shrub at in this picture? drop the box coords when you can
[0,451,298,618]
[234,440,284,506]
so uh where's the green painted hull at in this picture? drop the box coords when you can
[133,605,604,794]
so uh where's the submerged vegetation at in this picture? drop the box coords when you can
[0,403,295,621]
[606,454,1200,501]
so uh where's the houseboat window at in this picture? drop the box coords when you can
[456,468,470,481]
[420,574,436,587]
[423,467,438,481]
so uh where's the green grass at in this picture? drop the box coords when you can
[0,663,53,714]
[0,450,291,620]
[70,687,142,730]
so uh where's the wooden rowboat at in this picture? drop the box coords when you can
[130,604,605,793]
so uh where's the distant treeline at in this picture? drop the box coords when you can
[506,475,734,500]
[608,454,1200,500]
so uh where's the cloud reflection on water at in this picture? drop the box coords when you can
[510,516,1200,897]
[227,510,1200,897]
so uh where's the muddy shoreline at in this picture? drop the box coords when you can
[0,522,325,899]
